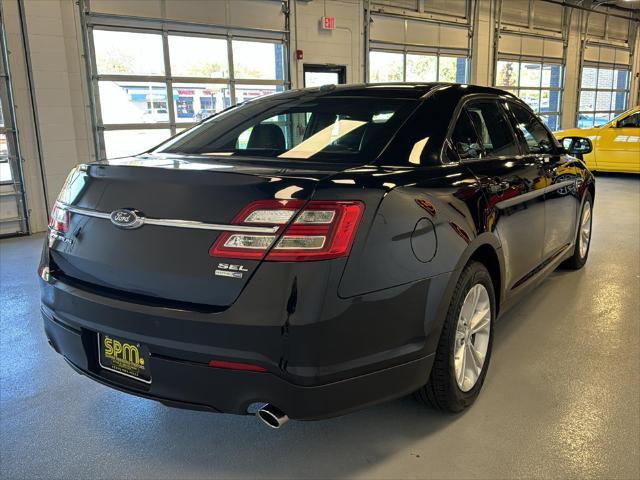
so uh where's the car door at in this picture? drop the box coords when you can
[450,97,546,291]
[506,100,578,261]
[597,111,640,173]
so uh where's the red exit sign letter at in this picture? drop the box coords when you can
[321,16,336,30]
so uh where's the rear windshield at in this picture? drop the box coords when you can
[154,95,417,163]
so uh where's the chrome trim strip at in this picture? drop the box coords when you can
[495,180,575,210]
[59,203,280,234]
[544,179,576,194]
[64,204,111,219]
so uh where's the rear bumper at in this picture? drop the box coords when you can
[39,264,448,419]
[43,306,433,420]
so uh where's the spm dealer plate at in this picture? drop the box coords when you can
[98,334,151,384]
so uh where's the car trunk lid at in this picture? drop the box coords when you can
[48,154,346,307]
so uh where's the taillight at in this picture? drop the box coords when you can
[48,202,69,233]
[209,200,364,261]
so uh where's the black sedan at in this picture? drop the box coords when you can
[39,83,595,428]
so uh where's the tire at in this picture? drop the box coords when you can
[415,261,495,413]
[562,191,593,270]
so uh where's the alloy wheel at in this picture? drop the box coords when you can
[579,201,592,259]
[454,284,491,392]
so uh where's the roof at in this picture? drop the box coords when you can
[289,82,514,100]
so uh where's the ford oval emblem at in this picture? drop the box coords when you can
[110,209,143,229]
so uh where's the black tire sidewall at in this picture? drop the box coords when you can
[446,263,496,410]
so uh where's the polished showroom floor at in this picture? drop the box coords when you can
[1,175,638,479]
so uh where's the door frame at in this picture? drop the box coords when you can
[303,64,346,87]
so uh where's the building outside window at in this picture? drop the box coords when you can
[91,28,286,159]
[577,65,630,128]
[495,60,563,131]
[369,50,468,83]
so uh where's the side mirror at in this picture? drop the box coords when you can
[562,136,593,158]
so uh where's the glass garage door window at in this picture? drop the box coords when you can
[0,17,28,235]
[90,28,287,159]
[369,51,469,83]
[495,60,563,131]
[578,66,629,128]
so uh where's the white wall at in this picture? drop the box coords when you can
[291,0,364,87]
[3,0,639,233]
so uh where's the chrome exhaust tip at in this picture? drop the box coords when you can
[257,404,289,429]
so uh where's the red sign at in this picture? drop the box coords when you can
[321,17,336,30]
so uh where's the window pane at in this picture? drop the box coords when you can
[232,41,284,80]
[496,61,519,87]
[540,114,560,131]
[168,36,229,78]
[579,90,595,112]
[596,68,613,89]
[235,84,281,104]
[510,102,554,153]
[593,113,610,127]
[104,129,172,158]
[305,71,340,87]
[0,132,10,184]
[99,81,168,124]
[0,163,10,182]
[520,63,541,87]
[173,83,231,122]
[614,69,629,90]
[93,30,164,76]
[540,90,561,113]
[613,90,627,111]
[0,102,4,127]
[519,89,541,111]
[158,97,418,163]
[451,111,482,159]
[438,57,467,82]
[406,54,436,82]
[0,132,7,161]
[369,51,403,82]
[595,90,613,111]
[581,67,597,88]
[542,64,562,88]
[577,113,595,129]
[466,101,520,157]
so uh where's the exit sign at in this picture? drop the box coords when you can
[321,16,336,30]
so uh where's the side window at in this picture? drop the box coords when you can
[465,100,520,158]
[450,109,483,159]
[617,113,639,128]
[508,102,555,154]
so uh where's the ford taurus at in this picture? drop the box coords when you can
[39,83,595,428]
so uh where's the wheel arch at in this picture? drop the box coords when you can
[467,243,502,314]
[423,234,505,358]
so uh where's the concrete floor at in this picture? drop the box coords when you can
[1,175,639,479]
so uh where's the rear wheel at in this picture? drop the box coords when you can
[415,261,495,412]
[562,192,593,270]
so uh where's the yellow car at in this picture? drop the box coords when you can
[556,106,640,174]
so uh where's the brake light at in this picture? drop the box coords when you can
[48,202,69,233]
[209,200,364,261]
